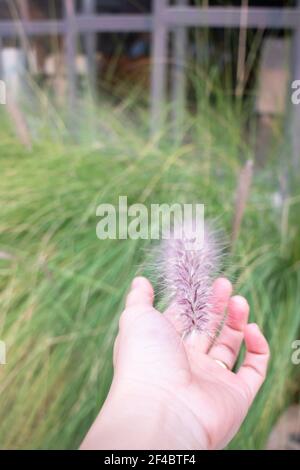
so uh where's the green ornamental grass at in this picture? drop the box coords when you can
[0,88,299,449]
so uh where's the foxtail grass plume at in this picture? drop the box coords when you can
[160,219,222,337]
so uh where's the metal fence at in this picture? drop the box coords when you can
[0,0,299,164]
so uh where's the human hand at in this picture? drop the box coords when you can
[81,276,269,450]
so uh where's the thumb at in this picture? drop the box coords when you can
[118,277,155,332]
[115,277,155,365]
[125,277,154,308]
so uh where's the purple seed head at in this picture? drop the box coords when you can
[160,219,222,336]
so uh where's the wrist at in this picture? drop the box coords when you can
[82,379,209,450]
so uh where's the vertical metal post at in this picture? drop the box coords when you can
[291,1,300,169]
[17,0,30,20]
[83,0,97,92]
[0,36,3,80]
[150,0,168,133]
[64,0,77,117]
[235,0,249,97]
[13,0,37,74]
[171,0,188,138]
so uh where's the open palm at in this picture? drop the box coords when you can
[82,277,269,450]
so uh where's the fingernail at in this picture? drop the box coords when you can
[131,276,144,288]
[248,323,260,331]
